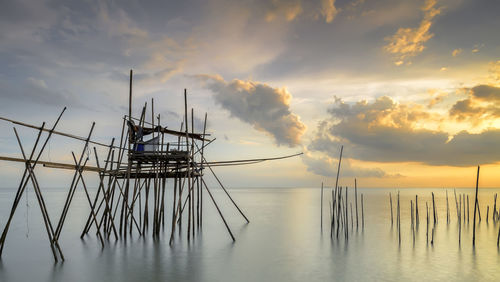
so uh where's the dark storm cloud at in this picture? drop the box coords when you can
[197,75,306,147]
[309,96,500,166]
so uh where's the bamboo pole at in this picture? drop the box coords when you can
[200,113,207,229]
[411,200,414,230]
[493,193,498,222]
[201,158,249,223]
[0,108,65,258]
[473,166,480,246]
[70,152,105,248]
[55,122,95,241]
[432,192,437,224]
[11,125,61,261]
[487,206,489,223]
[415,195,419,227]
[201,179,235,241]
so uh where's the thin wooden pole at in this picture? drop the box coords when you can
[0,108,65,257]
[200,113,207,229]
[11,125,60,261]
[473,165,480,246]
[201,178,235,241]
[415,195,419,226]
[334,146,343,194]
[432,192,437,224]
[202,158,249,223]
[55,122,95,241]
[426,202,429,244]
[487,206,489,223]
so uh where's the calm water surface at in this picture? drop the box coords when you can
[0,187,499,281]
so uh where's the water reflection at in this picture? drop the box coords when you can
[0,187,499,281]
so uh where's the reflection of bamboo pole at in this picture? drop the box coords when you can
[350,203,353,230]
[390,193,393,225]
[473,166,480,246]
[361,193,365,229]
[459,195,462,245]
[454,189,459,221]
[426,202,429,244]
[497,223,500,247]
[446,190,449,224]
[397,191,400,245]
[345,186,349,239]
[320,182,323,231]
[355,179,358,230]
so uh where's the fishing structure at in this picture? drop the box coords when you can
[0,70,302,261]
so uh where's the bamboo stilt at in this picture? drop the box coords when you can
[473,166,480,246]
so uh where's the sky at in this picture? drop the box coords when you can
[0,0,499,188]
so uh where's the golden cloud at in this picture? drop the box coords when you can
[265,0,303,22]
[452,48,462,57]
[321,0,339,23]
[384,0,442,65]
[309,93,500,167]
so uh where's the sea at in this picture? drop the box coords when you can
[0,187,499,282]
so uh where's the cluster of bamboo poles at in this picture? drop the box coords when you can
[388,166,500,247]
[0,70,261,262]
[319,146,365,240]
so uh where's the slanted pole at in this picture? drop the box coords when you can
[0,107,65,258]
[201,179,235,241]
[473,166,480,246]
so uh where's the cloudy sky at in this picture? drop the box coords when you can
[1,0,499,188]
